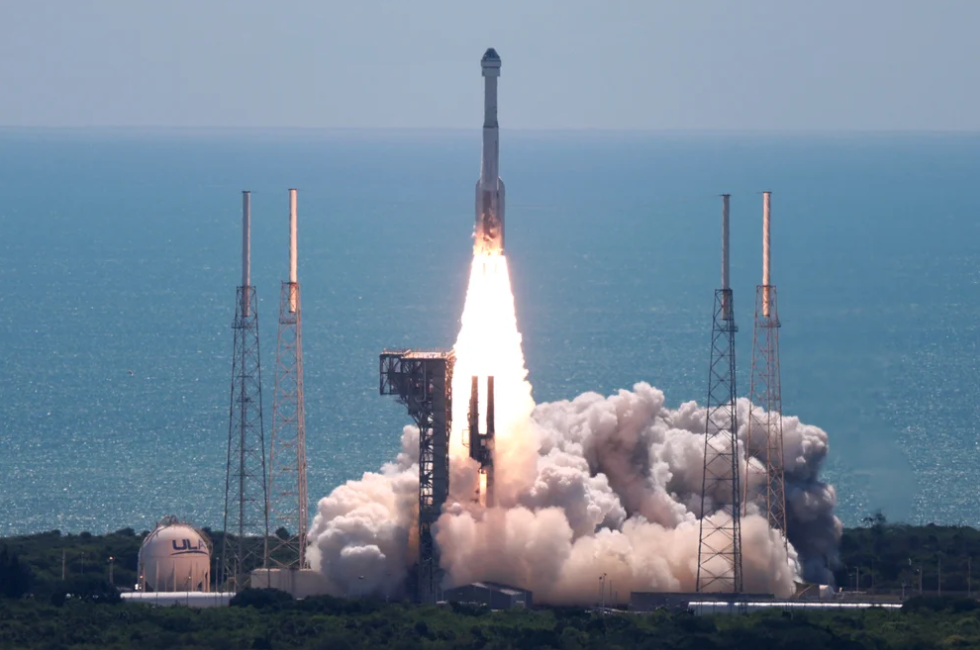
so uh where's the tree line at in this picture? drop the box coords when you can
[0,520,979,648]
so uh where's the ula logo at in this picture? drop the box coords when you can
[171,539,207,554]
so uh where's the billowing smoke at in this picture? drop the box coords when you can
[307,254,841,604]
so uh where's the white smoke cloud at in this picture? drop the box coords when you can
[307,254,841,604]
[308,383,840,603]
[305,426,419,597]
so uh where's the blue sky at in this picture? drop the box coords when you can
[0,1,976,130]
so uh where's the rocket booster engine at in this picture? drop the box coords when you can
[468,375,495,508]
[475,48,505,255]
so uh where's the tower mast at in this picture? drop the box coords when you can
[696,194,743,594]
[268,189,309,568]
[221,190,270,591]
[745,191,787,544]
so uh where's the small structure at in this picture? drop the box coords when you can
[138,516,212,593]
[122,592,232,608]
[793,581,837,600]
[630,592,709,613]
[250,568,330,598]
[444,581,532,610]
[629,591,774,613]
[689,599,902,615]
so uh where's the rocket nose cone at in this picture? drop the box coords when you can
[481,48,501,64]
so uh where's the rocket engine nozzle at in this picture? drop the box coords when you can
[467,375,495,467]
[468,376,480,456]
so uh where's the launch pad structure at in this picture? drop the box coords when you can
[744,191,788,544]
[268,189,309,569]
[380,349,455,604]
[222,191,270,592]
[696,194,744,594]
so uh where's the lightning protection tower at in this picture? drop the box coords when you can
[221,191,270,592]
[697,194,743,594]
[268,189,309,569]
[744,191,787,544]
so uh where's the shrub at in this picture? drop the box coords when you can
[229,587,293,609]
[51,576,121,605]
[0,547,34,598]
[903,595,980,614]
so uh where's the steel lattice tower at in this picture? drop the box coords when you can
[697,194,743,594]
[744,191,787,543]
[268,189,309,569]
[221,191,270,592]
[380,350,454,604]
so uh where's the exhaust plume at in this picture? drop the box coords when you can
[308,254,840,603]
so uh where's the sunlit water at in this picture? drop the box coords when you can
[1,128,978,535]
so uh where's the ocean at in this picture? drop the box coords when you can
[0,128,978,536]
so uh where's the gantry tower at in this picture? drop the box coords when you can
[696,194,744,593]
[380,350,454,604]
[268,189,309,568]
[744,191,787,543]
[221,190,270,591]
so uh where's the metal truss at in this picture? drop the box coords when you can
[745,284,787,544]
[380,350,454,603]
[221,285,269,592]
[697,288,744,594]
[268,281,308,569]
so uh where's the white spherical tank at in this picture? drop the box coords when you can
[139,517,211,592]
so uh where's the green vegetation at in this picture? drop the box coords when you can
[1,519,980,648]
[833,512,980,593]
[0,527,272,600]
[1,592,980,649]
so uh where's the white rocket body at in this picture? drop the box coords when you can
[475,48,505,254]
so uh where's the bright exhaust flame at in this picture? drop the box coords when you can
[451,254,532,448]
[449,253,535,505]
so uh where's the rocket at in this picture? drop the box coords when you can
[475,48,505,255]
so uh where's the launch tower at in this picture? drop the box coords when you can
[744,191,787,542]
[380,349,455,604]
[268,189,309,569]
[221,191,270,591]
[696,194,743,594]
